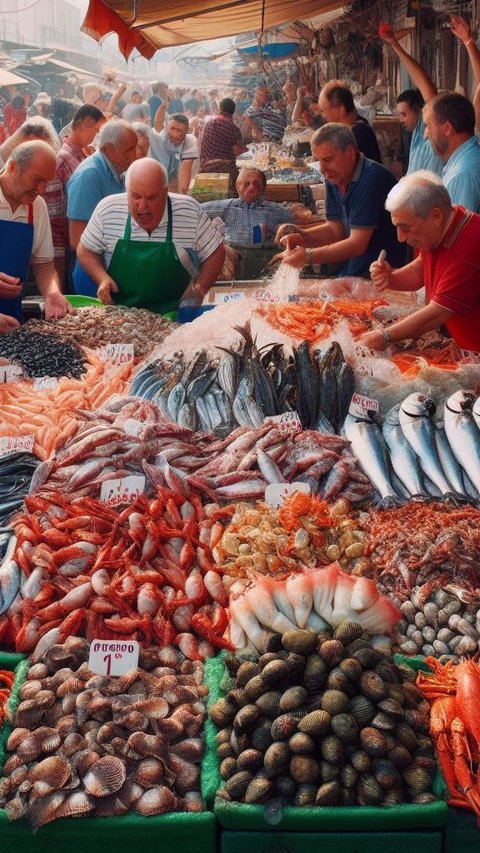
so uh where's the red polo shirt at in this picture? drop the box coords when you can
[421,205,480,350]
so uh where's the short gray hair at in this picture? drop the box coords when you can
[132,122,151,141]
[125,158,168,189]
[99,119,135,148]
[18,117,59,151]
[8,140,55,172]
[311,122,358,151]
[386,170,452,218]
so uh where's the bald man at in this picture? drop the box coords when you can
[0,140,71,330]
[77,158,225,314]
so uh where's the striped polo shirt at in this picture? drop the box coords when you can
[80,192,223,268]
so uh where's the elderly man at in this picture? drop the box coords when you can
[199,98,246,195]
[76,159,225,314]
[317,81,382,162]
[423,93,480,212]
[201,167,293,246]
[67,119,137,295]
[359,172,480,352]
[0,141,71,330]
[275,124,404,277]
[150,111,198,194]
[243,86,287,143]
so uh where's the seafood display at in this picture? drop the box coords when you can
[0,637,207,826]
[210,625,437,806]
[0,668,14,727]
[0,453,40,524]
[395,589,480,659]
[0,329,85,378]
[225,565,400,655]
[26,306,177,360]
[258,299,387,344]
[132,332,354,434]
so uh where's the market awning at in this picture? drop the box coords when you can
[0,66,30,87]
[81,0,346,58]
[30,56,100,77]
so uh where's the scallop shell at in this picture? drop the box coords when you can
[282,629,316,655]
[350,749,371,773]
[270,714,298,741]
[6,727,31,751]
[256,690,282,718]
[331,713,359,743]
[360,671,388,702]
[14,699,45,729]
[315,780,341,805]
[237,748,263,773]
[294,783,317,807]
[236,661,261,686]
[35,726,62,753]
[171,737,204,762]
[135,785,180,815]
[117,779,144,808]
[333,621,363,645]
[27,663,48,680]
[279,686,308,713]
[372,758,401,790]
[82,756,126,797]
[234,704,261,733]
[224,770,253,799]
[288,732,316,755]
[264,741,290,777]
[298,710,331,737]
[3,754,25,775]
[28,791,66,829]
[126,732,170,761]
[57,714,78,737]
[358,773,384,805]
[72,749,101,776]
[360,727,388,758]
[35,689,56,709]
[290,755,321,785]
[132,758,166,787]
[339,658,363,682]
[321,689,349,716]
[9,765,29,790]
[303,654,327,693]
[94,794,129,817]
[320,734,344,764]
[261,659,289,687]
[28,756,71,793]
[169,754,199,795]
[244,776,275,804]
[319,639,344,667]
[56,791,94,818]
[19,680,44,700]
[244,675,266,702]
[349,695,376,728]
[16,734,42,763]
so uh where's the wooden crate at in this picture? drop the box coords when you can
[264,182,301,202]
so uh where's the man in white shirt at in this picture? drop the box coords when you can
[150,111,198,194]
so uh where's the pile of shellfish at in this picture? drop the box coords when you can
[210,624,437,808]
[394,588,480,659]
[0,638,208,828]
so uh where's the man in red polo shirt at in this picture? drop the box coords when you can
[359,170,480,352]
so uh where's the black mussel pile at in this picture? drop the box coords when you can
[0,639,208,828]
[0,452,41,524]
[210,624,437,808]
[0,329,85,378]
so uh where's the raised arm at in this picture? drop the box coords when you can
[450,15,480,85]
[381,25,437,103]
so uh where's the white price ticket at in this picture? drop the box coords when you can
[0,434,35,456]
[265,411,302,433]
[88,639,140,676]
[100,475,145,506]
[265,482,311,508]
[33,376,59,391]
[351,392,379,413]
[96,343,134,365]
[214,291,245,304]
[0,364,23,384]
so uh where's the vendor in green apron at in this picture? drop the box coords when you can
[76,158,225,314]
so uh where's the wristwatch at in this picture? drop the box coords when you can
[382,328,391,346]
[305,248,314,265]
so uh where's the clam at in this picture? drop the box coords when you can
[230,730,250,756]
[360,671,388,702]
[264,741,290,777]
[320,760,339,782]
[395,722,419,753]
[374,660,400,684]
[411,792,437,804]
[82,756,126,797]
[289,732,316,755]
[237,749,264,773]
[339,763,358,789]
[352,647,381,668]
[282,629,316,655]
[135,785,180,816]
[402,681,423,708]
[279,686,308,713]
[225,770,254,799]
[377,698,404,720]
[258,652,281,669]
[217,742,235,761]
[321,689,349,716]
[350,750,371,773]
[349,695,376,728]
[290,755,321,785]
[244,675,266,702]
[225,688,248,709]
[209,698,236,728]
[216,727,233,746]
[256,691,282,718]
[372,711,396,732]
[233,704,261,733]
[331,713,359,743]
[344,638,370,656]
[339,658,363,682]
[372,759,401,790]
[360,727,388,758]
[261,659,289,686]
[320,734,344,764]
[303,654,327,693]
[333,621,363,645]
[383,786,405,806]
[284,653,306,677]
[275,774,296,797]
[402,765,432,793]
[270,714,299,741]
[298,710,331,737]
[357,773,384,805]
[263,632,283,653]
[294,784,317,807]
[220,757,238,781]
[319,639,344,667]
[244,776,275,804]
[251,722,274,752]
[315,780,341,805]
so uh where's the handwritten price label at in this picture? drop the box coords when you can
[0,364,23,384]
[0,434,35,456]
[33,376,59,391]
[100,475,145,506]
[265,482,311,508]
[214,291,245,304]
[356,363,374,377]
[253,289,282,304]
[460,349,480,365]
[355,344,378,359]
[351,392,379,413]
[88,639,140,676]
[265,411,302,433]
[97,343,134,365]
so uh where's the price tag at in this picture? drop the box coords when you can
[0,434,35,456]
[253,289,282,303]
[100,475,145,506]
[214,291,245,304]
[88,639,140,676]
[351,392,379,413]
[356,363,375,378]
[33,376,59,391]
[123,419,144,437]
[265,411,302,433]
[460,349,480,364]
[265,481,311,508]
[354,343,378,359]
[96,343,134,365]
[0,364,23,384]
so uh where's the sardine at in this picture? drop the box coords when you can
[167,383,186,419]
[444,390,480,494]
[204,392,223,431]
[216,352,238,399]
[195,397,212,433]
[344,403,403,508]
[177,402,197,431]
[186,370,216,403]
[382,403,428,500]
[399,392,460,501]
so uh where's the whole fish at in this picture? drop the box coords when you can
[344,401,403,508]
[444,390,480,494]
[434,423,469,499]
[382,403,428,500]
[473,395,480,432]
[399,393,461,501]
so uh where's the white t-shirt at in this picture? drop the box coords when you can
[149,129,198,180]
[0,185,54,262]
[80,191,223,268]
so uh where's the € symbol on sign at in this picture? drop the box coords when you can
[115,652,122,659]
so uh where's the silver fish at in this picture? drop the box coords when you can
[473,395,480,432]
[444,390,480,494]
[0,550,21,615]
[344,403,403,508]
[177,402,197,431]
[434,423,468,498]
[399,393,459,501]
[167,383,186,420]
[382,403,428,500]
[256,448,285,484]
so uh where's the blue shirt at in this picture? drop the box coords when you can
[326,154,405,277]
[443,136,480,212]
[407,116,444,176]
[201,197,293,246]
[67,150,124,222]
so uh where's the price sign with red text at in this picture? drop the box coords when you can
[96,343,134,365]
[265,411,302,434]
[0,364,23,384]
[460,349,480,365]
[253,289,283,304]
[351,392,379,414]
[100,475,145,506]
[265,482,311,508]
[88,639,140,676]
[0,434,35,456]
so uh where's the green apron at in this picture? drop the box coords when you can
[107,197,191,314]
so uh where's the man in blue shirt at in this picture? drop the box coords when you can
[274,124,405,278]
[423,92,480,212]
[67,119,137,294]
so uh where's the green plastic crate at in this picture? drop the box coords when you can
[221,828,444,853]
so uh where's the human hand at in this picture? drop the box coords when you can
[0,272,22,300]
[0,313,20,333]
[97,276,119,305]
[44,290,73,320]
[275,223,300,243]
[279,233,306,251]
[357,329,388,350]
[378,22,397,45]
[450,15,471,44]
[118,82,128,95]
[283,244,307,269]
[369,257,392,291]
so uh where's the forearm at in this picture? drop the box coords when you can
[69,220,87,251]
[297,222,342,248]
[388,258,424,291]
[194,245,225,295]
[292,98,305,123]
[154,102,168,131]
[388,40,437,101]
[465,39,480,83]
[76,245,108,287]
[384,302,453,342]
[178,160,193,195]
[31,261,62,296]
